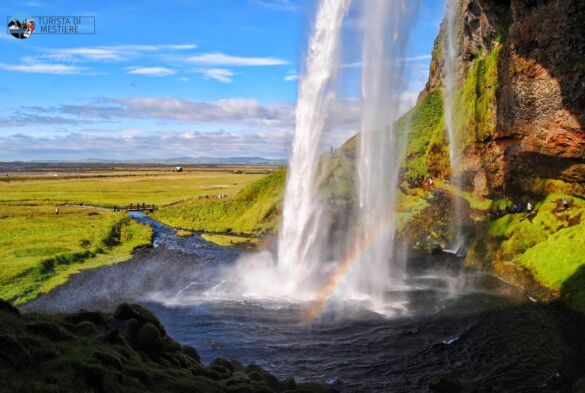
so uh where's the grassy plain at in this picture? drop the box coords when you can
[0,165,268,304]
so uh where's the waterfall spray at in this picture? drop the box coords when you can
[275,0,350,295]
[344,0,418,304]
[443,0,465,254]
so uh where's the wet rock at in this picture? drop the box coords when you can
[136,322,163,356]
[429,376,462,392]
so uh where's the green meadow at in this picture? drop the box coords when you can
[0,169,267,304]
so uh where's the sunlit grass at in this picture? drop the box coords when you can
[0,202,152,304]
[0,171,265,207]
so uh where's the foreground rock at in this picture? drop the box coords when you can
[0,300,337,393]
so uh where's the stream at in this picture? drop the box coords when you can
[24,213,585,392]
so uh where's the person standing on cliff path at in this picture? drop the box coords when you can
[527,202,532,212]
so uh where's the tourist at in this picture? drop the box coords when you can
[562,198,569,209]
[55,207,60,215]
[517,202,523,213]
[527,202,532,212]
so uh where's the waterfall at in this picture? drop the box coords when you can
[275,0,350,295]
[344,0,418,304]
[227,0,419,310]
[443,0,465,254]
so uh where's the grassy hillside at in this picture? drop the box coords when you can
[0,202,152,305]
[466,194,585,311]
[153,169,286,235]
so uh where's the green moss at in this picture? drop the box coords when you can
[400,90,447,182]
[457,43,501,146]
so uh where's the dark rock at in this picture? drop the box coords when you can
[93,351,124,371]
[0,298,20,315]
[429,376,462,392]
[136,322,163,356]
[123,318,140,343]
[65,310,107,326]
[75,362,106,392]
[74,321,99,336]
[26,321,73,341]
[211,357,235,372]
[113,303,165,335]
[182,345,201,363]
[0,335,32,368]
[104,329,128,346]
[283,376,297,390]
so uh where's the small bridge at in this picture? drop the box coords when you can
[116,204,158,213]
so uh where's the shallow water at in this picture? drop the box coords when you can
[25,213,581,392]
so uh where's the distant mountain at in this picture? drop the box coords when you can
[18,157,287,165]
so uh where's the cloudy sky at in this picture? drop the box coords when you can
[0,0,445,161]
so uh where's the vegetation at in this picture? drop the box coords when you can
[400,90,447,182]
[153,169,286,235]
[457,43,501,145]
[0,171,265,207]
[0,301,335,393]
[0,169,265,305]
[0,202,152,305]
[467,194,585,311]
[202,234,259,249]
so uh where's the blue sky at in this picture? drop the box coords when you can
[0,0,446,161]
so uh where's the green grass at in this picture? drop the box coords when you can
[0,202,152,305]
[0,172,265,207]
[153,169,286,235]
[201,234,259,249]
[474,193,585,310]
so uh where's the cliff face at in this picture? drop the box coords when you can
[399,0,585,310]
[416,0,585,198]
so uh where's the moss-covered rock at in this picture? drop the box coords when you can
[0,301,337,393]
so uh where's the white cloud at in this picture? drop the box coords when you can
[284,72,298,81]
[186,52,288,66]
[251,0,298,11]
[0,62,83,74]
[42,44,198,63]
[195,68,235,83]
[127,66,176,76]
[0,130,292,161]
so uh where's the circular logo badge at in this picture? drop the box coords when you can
[8,13,35,39]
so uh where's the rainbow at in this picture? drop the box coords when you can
[300,211,397,323]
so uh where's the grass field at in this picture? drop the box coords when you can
[153,169,285,235]
[0,166,268,304]
[0,202,152,305]
[0,171,266,207]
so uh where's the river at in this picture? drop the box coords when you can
[24,213,585,392]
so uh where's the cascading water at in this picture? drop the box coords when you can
[226,0,419,311]
[344,0,418,305]
[276,0,350,295]
[443,0,465,254]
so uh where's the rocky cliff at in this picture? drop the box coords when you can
[414,0,585,198]
[399,0,585,311]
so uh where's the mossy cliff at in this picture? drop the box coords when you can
[398,0,585,311]
[0,300,336,393]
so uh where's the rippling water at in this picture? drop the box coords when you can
[25,213,583,392]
